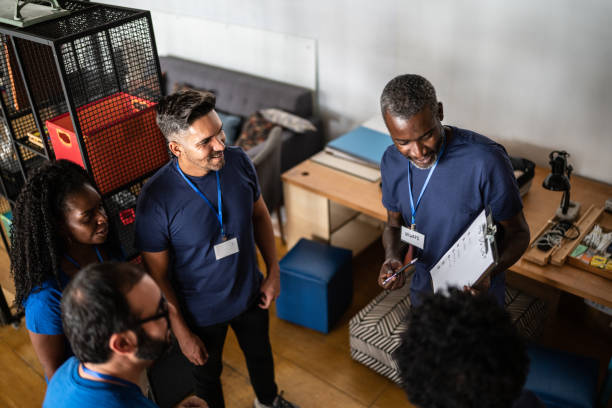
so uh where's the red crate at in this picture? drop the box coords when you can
[46,92,168,194]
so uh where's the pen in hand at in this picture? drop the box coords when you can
[383,257,419,286]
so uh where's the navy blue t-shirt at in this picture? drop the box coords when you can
[43,357,157,407]
[135,147,262,327]
[381,126,522,306]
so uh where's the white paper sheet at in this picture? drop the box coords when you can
[311,151,381,182]
[430,208,497,293]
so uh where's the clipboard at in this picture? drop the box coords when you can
[429,207,498,293]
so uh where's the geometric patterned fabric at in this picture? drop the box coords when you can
[505,286,548,340]
[349,285,411,384]
[349,285,547,384]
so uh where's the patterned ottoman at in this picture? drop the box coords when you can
[349,285,411,384]
[505,286,548,340]
[349,285,547,383]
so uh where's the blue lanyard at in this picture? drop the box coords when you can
[64,246,104,269]
[407,129,446,227]
[175,162,225,238]
[80,364,140,391]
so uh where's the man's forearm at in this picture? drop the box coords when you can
[383,224,408,261]
[149,270,192,336]
[253,203,279,274]
[492,215,530,276]
[494,231,530,274]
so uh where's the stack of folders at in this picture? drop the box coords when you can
[312,126,392,182]
[324,126,392,169]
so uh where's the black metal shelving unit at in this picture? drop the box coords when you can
[0,1,168,324]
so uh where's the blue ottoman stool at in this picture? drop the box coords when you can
[276,239,352,333]
[524,344,607,408]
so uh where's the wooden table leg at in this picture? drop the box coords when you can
[283,182,330,249]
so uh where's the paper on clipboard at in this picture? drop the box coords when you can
[430,208,498,293]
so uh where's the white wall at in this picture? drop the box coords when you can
[148,12,316,90]
[105,0,612,184]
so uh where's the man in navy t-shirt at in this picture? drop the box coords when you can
[377,74,530,306]
[44,262,206,408]
[135,90,296,408]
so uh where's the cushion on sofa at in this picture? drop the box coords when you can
[236,112,276,151]
[259,108,317,133]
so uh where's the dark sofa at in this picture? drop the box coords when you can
[159,56,324,172]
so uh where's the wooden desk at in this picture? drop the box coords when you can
[282,160,386,256]
[282,159,612,308]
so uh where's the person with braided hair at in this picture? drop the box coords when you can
[10,159,114,381]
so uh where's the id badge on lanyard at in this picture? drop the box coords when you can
[400,128,446,251]
[176,162,240,260]
[214,237,239,260]
[401,225,425,249]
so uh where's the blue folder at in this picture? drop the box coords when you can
[326,126,392,167]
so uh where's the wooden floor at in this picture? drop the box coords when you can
[0,237,611,408]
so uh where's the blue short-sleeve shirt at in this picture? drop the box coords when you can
[24,245,121,335]
[43,357,157,408]
[24,271,70,335]
[381,126,523,306]
[135,147,263,327]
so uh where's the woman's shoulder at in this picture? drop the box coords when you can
[24,280,62,309]
[24,280,64,334]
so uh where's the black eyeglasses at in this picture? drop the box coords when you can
[133,295,169,326]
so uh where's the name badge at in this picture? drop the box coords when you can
[401,225,425,250]
[214,237,239,260]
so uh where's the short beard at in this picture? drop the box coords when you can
[135,327,172,361]
[410,153,437,170]
[207,157,225,171]
[409,126,445,169]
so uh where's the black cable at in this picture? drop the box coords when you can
[535,221,580,251]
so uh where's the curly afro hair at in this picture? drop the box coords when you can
[394,289,529,408]
[9,160,94,311]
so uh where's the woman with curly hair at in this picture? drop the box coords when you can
[10,159,114,380]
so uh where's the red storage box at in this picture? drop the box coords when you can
[46,92,168,194]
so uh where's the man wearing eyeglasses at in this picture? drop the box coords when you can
[43,262,207,408]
